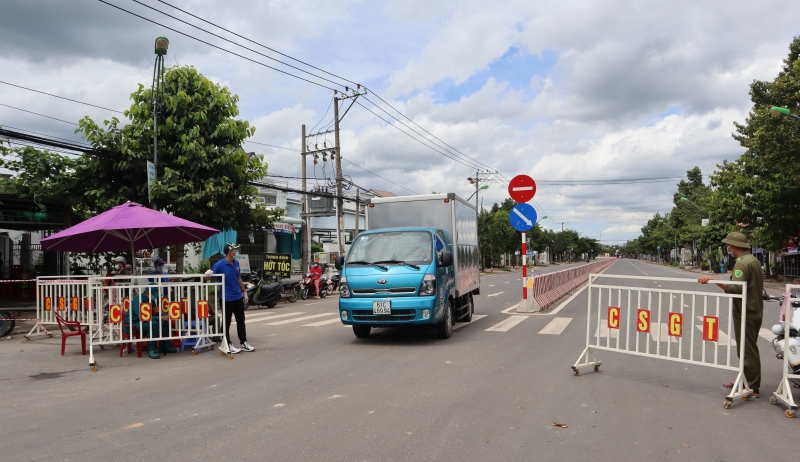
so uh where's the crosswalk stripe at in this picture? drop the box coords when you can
[266,313,334,325]
[249,312,305,324]
[485,316,527,332]
[487,292,504,297]
[453,314,487,330]
[304,317,343,327]
[232,313,287,325]
[759,328,774,343]
[539,317,572,335]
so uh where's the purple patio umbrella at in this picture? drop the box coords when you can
[41,202,219,273]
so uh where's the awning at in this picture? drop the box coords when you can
[0,229,25,241]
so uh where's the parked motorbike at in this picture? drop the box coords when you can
[767,290,800,375]
[301,273,328,299]
[327,273,341,293]
[245,274,283,310]
[280,278,302,303]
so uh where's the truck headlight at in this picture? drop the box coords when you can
[339,276,350,298]
[419,274,436,296]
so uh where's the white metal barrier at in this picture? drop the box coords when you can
[770,284,800,417]
[27,276,93,339]
[86,274,229,371]
[572,274,751,408]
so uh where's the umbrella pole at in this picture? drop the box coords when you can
[130,242,136,276]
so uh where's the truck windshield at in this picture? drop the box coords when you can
[347,231,433,266]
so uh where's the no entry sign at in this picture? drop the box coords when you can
[508,175,536,203]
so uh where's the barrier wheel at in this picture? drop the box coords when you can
[192,350,197,355]
[742,396,749,401]
[786,410,795,418]
[91,363,98,372]
[228,354,233,360]
[594,365,600,372]
[723,401,732,409]
[573,369,580,376]
[48,334,54,338]
[770,397,778,405]
[100,345,105,351]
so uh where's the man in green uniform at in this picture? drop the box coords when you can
[698,232,763,397]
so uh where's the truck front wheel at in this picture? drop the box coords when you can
[353,325,371,338]
[436,300,454,339]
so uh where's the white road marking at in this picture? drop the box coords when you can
[453,314,487,330]
[539,317,572,335]
[303,317,343,327]
[232,313,285,324]
[248,312,304,324]
[595,322,620,339]
[504,281,510,284]
[485,316,527,332]
[649,322,678,343]
[693,324,736,346]
[489,284,495,287]
[266,313,334,325]
[487,292,504,297]
[759,328,774,343]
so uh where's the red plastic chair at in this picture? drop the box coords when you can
[120,324,144,358]
[53,313,86,356]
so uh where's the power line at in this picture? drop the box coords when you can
[362,93,498,173]
[354,100,484,171]
[155,0,361,88]
[243,140,300,151]
[98,0,338,91]
[0,80,125,114]
[364,95,488,169]
[0,103,78,125]
[130,0,349,90]
[340,157,419,195]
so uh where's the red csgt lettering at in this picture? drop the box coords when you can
[637,309,650,333]
[668,312,683,337]
[703,316,719,342]
[607,306,621,329]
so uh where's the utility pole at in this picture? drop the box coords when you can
[301,124,310,274]
[354,188,360,237]
[334,96,344,256]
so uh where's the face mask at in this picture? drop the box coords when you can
[156,266,164,273]
[727,246,735,257]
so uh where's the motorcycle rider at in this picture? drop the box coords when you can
[310,261,323,297]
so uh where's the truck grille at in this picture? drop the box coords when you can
[352,309,416,321]
[352,287,417,294]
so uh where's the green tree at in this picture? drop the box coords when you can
[0,145,78,209]
[716,37,800,250]
[75,65,282,270]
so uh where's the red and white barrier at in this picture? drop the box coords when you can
[529,258,616,311]
[27,276,93,339]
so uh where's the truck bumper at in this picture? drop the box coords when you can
[339,296,439,325]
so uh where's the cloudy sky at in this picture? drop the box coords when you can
[1,0,799,244]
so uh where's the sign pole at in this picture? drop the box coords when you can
[522,232,527,300]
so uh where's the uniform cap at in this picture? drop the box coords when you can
[721,232,751,249]
[153,258,165,266]
[113,256,127,264]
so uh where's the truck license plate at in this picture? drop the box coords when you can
[372,301,391,314]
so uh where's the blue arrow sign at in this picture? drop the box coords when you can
[509,203,537,232]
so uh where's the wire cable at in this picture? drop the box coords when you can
[98,0,338,91]
[0,80,125,114]
[243,140,300,151]
[340,157,419,195]
[0,103,78,125]
[131,0,348,90]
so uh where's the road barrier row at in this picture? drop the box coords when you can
[27,275,93,339]
[533,258,616,310]
[572,274,752,408]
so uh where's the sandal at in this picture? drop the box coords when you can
[723,382,734,389]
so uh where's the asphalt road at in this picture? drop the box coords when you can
[0,259,794,461]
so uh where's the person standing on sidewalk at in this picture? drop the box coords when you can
[204,243,255,354]
[698,232,763,397]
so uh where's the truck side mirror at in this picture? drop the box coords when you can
[438,251,453,267]
[335,255,345,270]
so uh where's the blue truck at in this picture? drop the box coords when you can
[334,193,480,339]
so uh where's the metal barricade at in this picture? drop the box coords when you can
[86,274,228,371]
[572,274,751,408]
[770,284,800,417]
[27,275,92,339]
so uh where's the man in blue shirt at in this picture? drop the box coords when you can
[204,243,254,354]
